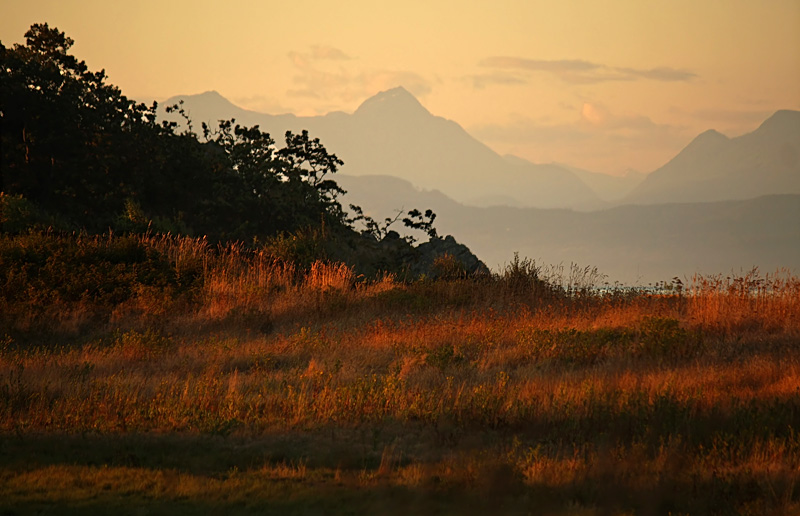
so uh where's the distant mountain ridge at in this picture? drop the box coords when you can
[337,173,800,283]
[162,88,605,209]
[354,86,430,118]
[157,90,800,282]
[551,163,646,202]
[626,110,800,204]
[163,90,799,208]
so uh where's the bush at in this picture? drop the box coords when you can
[0,194,65,233]
[500,253,550,297]
[0,233,202,328]
[431,253,467,281]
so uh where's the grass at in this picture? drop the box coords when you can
[1,233,799,514]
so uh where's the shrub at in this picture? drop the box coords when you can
[499,253,550,297]
[431,253,467,281]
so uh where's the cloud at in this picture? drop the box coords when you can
[479,56,696,84]
[285,46,432,112]
[287,45,351,67]
[618,66,697,82]
[468,104,688,173]
[481,57,599,73]
[581,102,607,125]
[309,45,351,61]
[466,72,528,89]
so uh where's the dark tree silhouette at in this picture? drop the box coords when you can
[1,23,458,278]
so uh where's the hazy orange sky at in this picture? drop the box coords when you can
[3,0,799,175]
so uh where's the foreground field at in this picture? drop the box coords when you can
[1,234,799,515]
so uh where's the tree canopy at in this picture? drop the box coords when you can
[1,24,490,278]
[1,23,354,240]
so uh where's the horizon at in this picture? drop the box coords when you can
[2,1,799,176]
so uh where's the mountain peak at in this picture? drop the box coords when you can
[754,109,800,136]
[196,90,225,99]
[695,128,728,141]
[681,128,730,154]
[355,86,430,117]
[165,90,240,111]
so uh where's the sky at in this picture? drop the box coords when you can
[2,0,799,175]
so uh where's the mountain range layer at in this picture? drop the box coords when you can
[160,89,800,283]
[163,89,611,209]
[626,110,800,204]
[335,174,800,284]
[162,88,799,209]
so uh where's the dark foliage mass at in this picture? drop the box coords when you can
[1,24,482,277]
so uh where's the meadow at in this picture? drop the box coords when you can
[1,233,799,515]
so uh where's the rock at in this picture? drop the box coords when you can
[414,235,490,278]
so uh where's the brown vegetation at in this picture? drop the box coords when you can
[1,234,799,514]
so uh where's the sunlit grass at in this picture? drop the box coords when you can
[1,233,799,514]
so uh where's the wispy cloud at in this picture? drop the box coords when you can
[618,66,697,82]
[466,72,528,89]
[286,46,432,112]
[481,57,599,73]
[287,45,352,67]
[308,45,351,61]
[479,56,696,85]
[468,104,688,173]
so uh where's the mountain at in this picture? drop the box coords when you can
[337,174,800,284]
[163,90,299,128]
[159,91,800,283]
[626,110,800,204]
[353,86,431,120]
[481,155,604,209]
[160,88,603,209]
[558,165,646,202]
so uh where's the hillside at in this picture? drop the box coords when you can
[626,110,800,204]
[560,164,646,202]
[163,91,800,210]
[337,174,800,284]
[161,89,603,209]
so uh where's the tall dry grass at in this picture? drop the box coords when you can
[1,233,799,514]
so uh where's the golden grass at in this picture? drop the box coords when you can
[1,234,799,513]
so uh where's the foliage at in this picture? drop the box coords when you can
[1,257,799,514]
[499,253,551,297]
[0,23,450,278]
[1,24,173,230]
[0,233,202,335]
[0,193,64,232]
[402,208,438,240]
[430,253,466,280]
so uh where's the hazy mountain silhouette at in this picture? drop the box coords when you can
[337,174,800,284]
[626,110,800,204]
[353,85,431,120]
[161,92,798,208]
[161,88,603,209]
[558,164,646,202]
[160,91,800,283]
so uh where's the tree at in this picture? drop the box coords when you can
[1,23,446,277]
[0,23,207,230]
